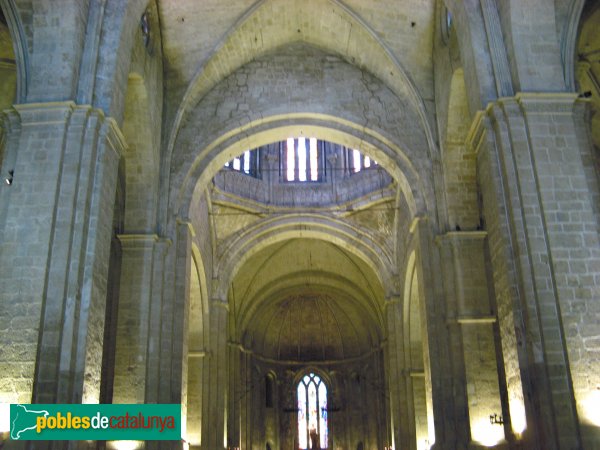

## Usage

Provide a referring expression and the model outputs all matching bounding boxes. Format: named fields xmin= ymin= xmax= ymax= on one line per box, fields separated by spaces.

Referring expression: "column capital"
xmin=117 ymin=233 xmax=160 ymax=248
xmin=5 ymin=102 xmax=127 ymax=160
xmin=211 ymin=297 xmax=229 ymax=311
xmin=13 ymin=101 xmax=78 ymax=126
xmin=513 ymin=92 xmax=578 ymax=114
xmin=467 ymin=92 xmax=584 ymax=155
xmin=435 ymin=230 xmax=487 ymax=246
xmin=176 ymin=217 xmax=197 ymax=238
xmin=383 ymin=297 xmax=401 ymax=308
xmin=0 ymin=108 xmax=21 ymax=133
xmin=465 ymin=109 xmax=488 ymax=155
xmin=101 ymin=115 xmax=127 ymax=160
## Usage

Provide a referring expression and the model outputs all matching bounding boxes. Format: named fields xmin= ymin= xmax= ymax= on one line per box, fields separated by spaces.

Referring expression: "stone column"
xmin=264 ymin=148 xmax=278 ymax=203
xmin=143 ymin=237 xmax=172 ymax=403
xmin=201 ymin=298 xmax=229 ymax=450
xmin=433 ymin=233 xmax=471 ymax=450
xmin=227 ymin=340 xmax=241 ymax=449
xmin=327 ymin=148 xmax=339 ymax=198
xmin=0 ymin=103 xmax=124 ymax=410
xmin=187 ymin=245 xmax=207 ymax=449
xmin=472 ymin=93 xmax=600 ymax=449
xmin=383 ymin=296 xmax=411 ymax=450
xmin=107 ymin=234 xmax=157 ymax=450
xmin=140 ymin=220 xmax=191 ymax=450
xmin=438 ymin=231 xmax=505 ymax=447
xmin=239 ymin=350 xmax=252 ymax=449
xmin=107 ymin=234 xmax=173 ymax=449
xmin=111 ymin=234 xmax=161 ymax=403
xmin=413 ymin=219 xmax=468 ymax=450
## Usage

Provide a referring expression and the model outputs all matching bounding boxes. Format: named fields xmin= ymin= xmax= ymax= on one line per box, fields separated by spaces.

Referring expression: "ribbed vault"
xmin=248 ymin=292 xmax=375 ymax=362
xmin=231 ymin=238 xmax=384 ymax=363
xmin=162 ymin=0 xmax=436 ymax=158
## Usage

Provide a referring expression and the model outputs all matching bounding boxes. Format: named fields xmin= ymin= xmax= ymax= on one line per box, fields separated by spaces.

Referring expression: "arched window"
xmin=297 ymin=373 xmax=328 ymax=449
xmin=281 ymin=137 xmax=325 ymax=182
xmin=265 ymin=374 xmax=274 ymax=408
xmin=224 ymin=148 xmax=261 ymax=178
xmin=344 ymin=147 xmax=378 ymax=174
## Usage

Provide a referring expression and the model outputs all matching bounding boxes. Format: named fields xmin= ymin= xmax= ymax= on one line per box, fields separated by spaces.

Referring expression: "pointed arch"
xmin=163 ymin=0 xmax=439 ymax=205
xmin=185 ymin=242 xmax=208 ymax=447
xmin=403 ymin=249 xmax=434 ymax=450
xmin=561 ymin=0 xmax=586 ymax=91
xmin=121 ymin=72 xmax=160 ymax=232
xmin=214 ymin=214 xmax=395 ymax=303
xmin=176 ymin=113 xmax=429 ymax=221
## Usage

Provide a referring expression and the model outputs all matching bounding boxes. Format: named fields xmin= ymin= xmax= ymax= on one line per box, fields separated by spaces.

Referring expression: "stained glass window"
xmin=298 ymin=383 xmax=307 ymax=449
xmin=297 ymin=373 xmax=328 ymax=449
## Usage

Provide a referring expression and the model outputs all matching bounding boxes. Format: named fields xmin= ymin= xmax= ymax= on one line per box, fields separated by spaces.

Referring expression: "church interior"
xmin=0 ymin=0 xmax=599 ymax=449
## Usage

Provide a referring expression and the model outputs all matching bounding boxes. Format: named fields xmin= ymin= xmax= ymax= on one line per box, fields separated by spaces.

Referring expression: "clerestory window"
xmin=344 ymin=147 xmax=378 ymax=174
xmin=224 ymin=149 xmax=261 ymax=178
xmin=221 ymin=140 xmax=377 ymax=182
xmin=281 ymin=137 xmax=325 ymax=182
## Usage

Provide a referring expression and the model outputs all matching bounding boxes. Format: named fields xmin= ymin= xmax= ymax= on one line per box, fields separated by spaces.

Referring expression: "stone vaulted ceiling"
xmin=158 ymin=0 xmax=437 ymax=363
xmin=158 ymin=0 xmax=437 ymax=131
xmin=577 ymin=1 xmax=600 ymax=150
xmin=231 ymin=238 xmax=385 ymax=361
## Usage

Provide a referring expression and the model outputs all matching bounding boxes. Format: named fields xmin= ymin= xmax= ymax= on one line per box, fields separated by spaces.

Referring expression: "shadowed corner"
xmin=0 ymin=402 xmax=9 ymax=447
xmin=580 ymin=424 xmax=600 ymax=449
xmin=0 ymin=431 xmax=8 ymax=449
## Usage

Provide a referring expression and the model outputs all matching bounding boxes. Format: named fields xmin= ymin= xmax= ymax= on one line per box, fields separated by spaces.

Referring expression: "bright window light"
xmin=297 ymin=373 xmax=328 ymax=449
xmin=243 ymin=150 xmax=250 ymax=173
xmin=286 ymin=138 xmax=295 ymax=181
xmin=352 ymin=149 xmax=361 ymax=173
xmin=309 ymin=138 xmax=318 ymax=181
xmin=298 ymin=137 xmax=307 ymax=181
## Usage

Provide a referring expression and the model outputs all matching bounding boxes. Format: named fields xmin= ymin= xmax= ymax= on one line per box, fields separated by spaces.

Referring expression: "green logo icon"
xmin=11 ymin=404 xmax=50 ymax=439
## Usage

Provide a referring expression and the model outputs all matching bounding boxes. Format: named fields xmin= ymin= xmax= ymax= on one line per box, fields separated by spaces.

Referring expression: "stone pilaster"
xmin=412 ymin=219 xmax=462 ymax=450
xmin=201 ymin=298 xmax=229 ymax=450
xmin=186 ymin=348 xmax=206 ymax=449
xmin=186 ymin=240 xmax=207 ymax=448
xmin=0 ymin=103 xmax=125 ymax=411
xmin=111 ymin=234 xmax=160 ymax=403
xmin=472 ymin=93 xmax=600 ymax=449
xmin=438 ymin=231 xmax=506 ymax=447
xmin=143 ymin=221 xmax=191 ymax=450
xmin=383 ymin=296 xmax=411 ymax=450
xmin=240 ymin=349 xmax=252 ymax=449
xmin=263 ymin=149 xmax=278 ymax=204
xmin=142 ymin=237 xmax=171 ymax=403
xmin=227 ymin=340 xmax=241 ymax=448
